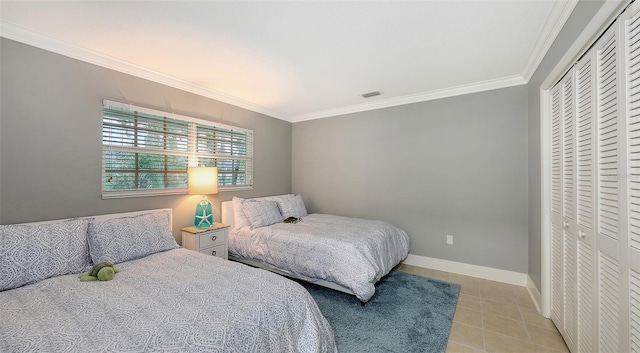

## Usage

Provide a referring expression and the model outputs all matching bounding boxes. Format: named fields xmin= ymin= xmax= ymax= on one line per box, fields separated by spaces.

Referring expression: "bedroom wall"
xmin=526 ymin=0 xmax=606 ymax=290
xmin=0 ymin=38 xmax=292 ymax=241
xmin=292 ymin=86 xmax=529 ymax=273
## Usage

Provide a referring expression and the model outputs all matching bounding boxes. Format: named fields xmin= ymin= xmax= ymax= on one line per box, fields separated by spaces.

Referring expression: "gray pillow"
xmin=276 ymin=195 xmax=308 ymax=218
xmin=0 ymin=219 xmax=90 ymax=291
xmin=242 ymin=200 xmax=284 ymax=229
xmin=87 ymin=210 xmax=178 ymax=264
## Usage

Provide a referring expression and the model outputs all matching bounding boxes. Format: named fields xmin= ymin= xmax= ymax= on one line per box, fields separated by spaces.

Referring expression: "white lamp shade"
xmin=188 ymin=167 xmax=218 ymax=195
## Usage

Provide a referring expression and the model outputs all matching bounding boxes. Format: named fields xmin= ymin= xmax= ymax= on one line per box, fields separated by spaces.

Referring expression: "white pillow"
xmin=87 ymin=210 xmax=178 ymax=264
xmin=232 ymin=197 xmax=250 ymax=229
xmin=241 ymin=200 xmax=284 ymax=229
xmin=0 ymin=219 xmax=90 ymax=291
xmin=233 ymin=195 xmax=294 ymax=229
xmin=276 ymin=195 xmax=308 ymax=218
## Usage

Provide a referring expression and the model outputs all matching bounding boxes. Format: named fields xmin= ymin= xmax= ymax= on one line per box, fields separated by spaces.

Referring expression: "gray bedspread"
xmin=0 ymin=248 xmax=336 ymax=353
xmin=229 ymin=214 xmax=411 ymax=302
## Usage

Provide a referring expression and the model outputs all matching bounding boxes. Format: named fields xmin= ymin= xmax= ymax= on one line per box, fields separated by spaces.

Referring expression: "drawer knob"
xmin=211 ymin=250 xmax=217 ymax=256
xmin=211 ymin=235 xmax=217 ymax=242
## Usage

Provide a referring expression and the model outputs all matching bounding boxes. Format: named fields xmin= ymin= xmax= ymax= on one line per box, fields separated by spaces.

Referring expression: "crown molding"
xmin=291 ymin=75 xmax=527 ymax=123
xmin=0 ymin=22 xmax=293 ymax=123
xmin=2 ymin=4 xmax=569 ymax=125
xmin=521 ymin=0 xmax=579 ymax=82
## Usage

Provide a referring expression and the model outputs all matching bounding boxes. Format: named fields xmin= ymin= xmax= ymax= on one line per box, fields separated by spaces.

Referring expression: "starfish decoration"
xmin=196 ymin=204 xmax=212 ymax=227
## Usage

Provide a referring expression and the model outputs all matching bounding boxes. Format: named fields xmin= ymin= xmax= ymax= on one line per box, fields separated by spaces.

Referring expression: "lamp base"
xmin=194 ymin=199 xmax=214 ymax=228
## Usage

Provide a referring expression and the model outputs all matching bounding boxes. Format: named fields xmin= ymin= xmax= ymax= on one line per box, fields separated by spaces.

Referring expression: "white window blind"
xmin=102 ymin=100 xmax=253 ymax=198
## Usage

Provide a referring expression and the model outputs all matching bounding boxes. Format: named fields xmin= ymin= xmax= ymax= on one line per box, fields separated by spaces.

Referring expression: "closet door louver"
xmin=562 ymin=71 xmax=578 ymax=350
xmin=550 ymin=83 xmax=565 ymax=327
xmin=625 ymin=7 xmax=640 ymax=352
xmin=575 ymin=52 xmax=598 ymax=353
xmin=595 ymin=25 xmax=623 ymax=353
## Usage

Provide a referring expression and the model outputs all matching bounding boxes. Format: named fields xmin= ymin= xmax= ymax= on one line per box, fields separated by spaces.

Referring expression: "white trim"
xmin=522 ymin=0 xmax=580 ymax=82
xmin=0 ymin=22 xmax=291 ymax=122
xmin=0 ymin=21 xmax=528 ymax=124
xmin=540 ymin=87 xmax=552 ymax=318
xmin=401 ymin=253 xmax=527 ymax=286
xmin=0 ymin=5 xmax=580 ymax=125
xmin=527 ymin=274 xmax=544 ymax=315
xmin=539 ymin=0 xmax=631 ymax=320
xmin=540 ymin=0 xmax=630 ymax=90
xmin=292 ymin=75 xmax=527 ymax=122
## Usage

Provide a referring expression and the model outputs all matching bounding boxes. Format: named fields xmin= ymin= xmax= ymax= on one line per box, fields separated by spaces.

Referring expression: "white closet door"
xmin=575 ymin=52 xmax=598 ymax=353
xmin=551 ymin=83 xmax=565 ymax=328
xmin=562 ymin=70 xmax=578 ymax=351
xmin=595 ymin=24 xmax=623 ymax=353
xmin=625 ymin=6 xmax=640 ymax=352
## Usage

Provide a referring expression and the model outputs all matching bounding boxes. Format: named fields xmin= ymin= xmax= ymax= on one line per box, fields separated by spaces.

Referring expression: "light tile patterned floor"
xmin=398 ymin=264 xmax=569 ymax=353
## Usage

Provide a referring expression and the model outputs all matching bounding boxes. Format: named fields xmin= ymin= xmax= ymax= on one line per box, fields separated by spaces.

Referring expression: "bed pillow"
xmin=0 ymin=218 xmax=90 ymax=292
xmin=87 ymin=210 xmax=178 ymax=264
xmin=276 ymin=195 xmax=308 ymax=218
xmin=233 ymin=195 xmax=294 ymax=229
xmin=241 ymin=200 xmax=284 ymax=229
xmin=232 ymin=197 xmax=251 ymax=229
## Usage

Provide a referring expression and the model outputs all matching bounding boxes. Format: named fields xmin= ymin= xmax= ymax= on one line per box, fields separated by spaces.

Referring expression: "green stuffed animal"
xmin=79 ymin=261 xmax=120 ymax=282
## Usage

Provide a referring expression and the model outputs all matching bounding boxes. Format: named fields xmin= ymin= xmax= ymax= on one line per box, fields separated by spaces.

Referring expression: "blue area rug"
xmin=300 ymin=270 xmax=460 ymax=353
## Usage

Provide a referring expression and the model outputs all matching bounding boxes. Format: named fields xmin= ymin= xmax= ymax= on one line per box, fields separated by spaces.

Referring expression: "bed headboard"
xmin=16 ymin=208 xmax=173 ymax=229
xmin=221 ymin=201 xmax=234 ymax=228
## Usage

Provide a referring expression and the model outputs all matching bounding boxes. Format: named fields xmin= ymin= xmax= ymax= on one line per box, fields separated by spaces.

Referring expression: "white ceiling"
xmin=0 ymin=1 xmax=573 ymax=122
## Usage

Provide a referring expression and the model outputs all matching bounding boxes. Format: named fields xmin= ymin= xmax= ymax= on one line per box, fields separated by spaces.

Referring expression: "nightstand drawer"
xmin=198 ymin=231 xmax=226 ymax=249
xmin=199 ymin=244 xmax=227 ymax=259
xmin=181 ymin=223 xmax=230 ymax=260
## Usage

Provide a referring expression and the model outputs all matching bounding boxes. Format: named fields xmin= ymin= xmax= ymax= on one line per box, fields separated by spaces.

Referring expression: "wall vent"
xmin=361 ymin=90 xmax=383 ymax=98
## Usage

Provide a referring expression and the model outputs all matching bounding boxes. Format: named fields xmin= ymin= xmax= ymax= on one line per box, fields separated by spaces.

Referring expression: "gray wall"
xmin=0 ymin=38 xmax=292 ymax=242
xmin=293 ymin=86 xmax=529 ymax=273
xmin=527 ymin=0 xmax=605 ymax=290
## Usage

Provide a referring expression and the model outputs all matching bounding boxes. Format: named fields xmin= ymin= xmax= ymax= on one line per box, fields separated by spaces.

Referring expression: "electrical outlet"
xmin=446 ymin=235 xmax=454 ymax=245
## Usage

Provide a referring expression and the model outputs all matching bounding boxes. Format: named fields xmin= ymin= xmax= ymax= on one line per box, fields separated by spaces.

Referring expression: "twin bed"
xmin=1 ymin=195 xmax=410 ymax=352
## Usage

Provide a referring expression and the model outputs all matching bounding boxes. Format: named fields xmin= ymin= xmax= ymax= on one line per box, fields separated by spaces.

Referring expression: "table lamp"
xmin=188 ymin=166 xmax=218 ymax=228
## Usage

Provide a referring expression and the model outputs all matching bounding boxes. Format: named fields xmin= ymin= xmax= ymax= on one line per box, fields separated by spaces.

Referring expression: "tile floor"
xmin=398 ymin=264 xmax=569 ymax=353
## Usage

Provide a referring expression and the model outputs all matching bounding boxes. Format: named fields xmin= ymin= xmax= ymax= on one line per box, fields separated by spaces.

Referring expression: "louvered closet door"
xmin=550 ymin=6 xmax=639 ymax=352
xmin=575 ymin=52 xmax=598 ymax=353
xmin=625 ymin=6 xmax=640 ymax=352
xmin=561 ymin=71 xmax=578 ymax=352
xmin=595 ymin=24 xmax=624 ymax=353
xmin=550 ymin=83 xmax=565 ymax=330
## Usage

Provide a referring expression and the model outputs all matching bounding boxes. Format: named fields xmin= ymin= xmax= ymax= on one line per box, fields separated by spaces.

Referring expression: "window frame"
xmin=102 ymin=100 xmax=253 ymax=199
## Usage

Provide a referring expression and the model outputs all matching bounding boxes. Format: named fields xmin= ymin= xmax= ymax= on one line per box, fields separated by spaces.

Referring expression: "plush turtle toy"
xmin=79 ymin=261 xmax=120 ymax=282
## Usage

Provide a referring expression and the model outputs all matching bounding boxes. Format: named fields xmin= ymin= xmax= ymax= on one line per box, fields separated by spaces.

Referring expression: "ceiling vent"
xmin=361 ymin=90 xmax=383 ymax=98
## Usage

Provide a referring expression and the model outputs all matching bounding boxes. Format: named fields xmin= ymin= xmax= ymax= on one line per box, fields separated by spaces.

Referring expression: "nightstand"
xmin=181 ymin=223 xmax=230 ymax=259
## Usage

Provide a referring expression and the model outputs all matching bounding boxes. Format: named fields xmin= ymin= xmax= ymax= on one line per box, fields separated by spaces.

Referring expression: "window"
xmin=102 ymin=100 xmax=253 ymax=198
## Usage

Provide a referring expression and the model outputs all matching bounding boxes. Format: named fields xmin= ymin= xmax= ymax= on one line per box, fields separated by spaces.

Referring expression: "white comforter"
xmin=0 ymin=248 xmax=336 ymax=353
xmin=229 ymin=214 xmax=411 ymax=302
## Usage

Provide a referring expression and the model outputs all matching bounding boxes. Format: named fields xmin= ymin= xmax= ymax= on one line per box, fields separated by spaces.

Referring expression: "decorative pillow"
xmin=276 ymin=195 xmax=308 ymax=218
xmin=87 ymin=210 xmax=178 ymax=264
xmin=0 ymin=219 xmax=90 ymax=291
xmin=241 ymin=200 xmax=284 ymax=229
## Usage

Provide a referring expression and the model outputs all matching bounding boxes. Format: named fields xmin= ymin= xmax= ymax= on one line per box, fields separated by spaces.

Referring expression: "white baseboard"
xmin=526 ymin=274 xmax=544 ymax=315
xmin=401 ymin=254 xmax=528 ymax=286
